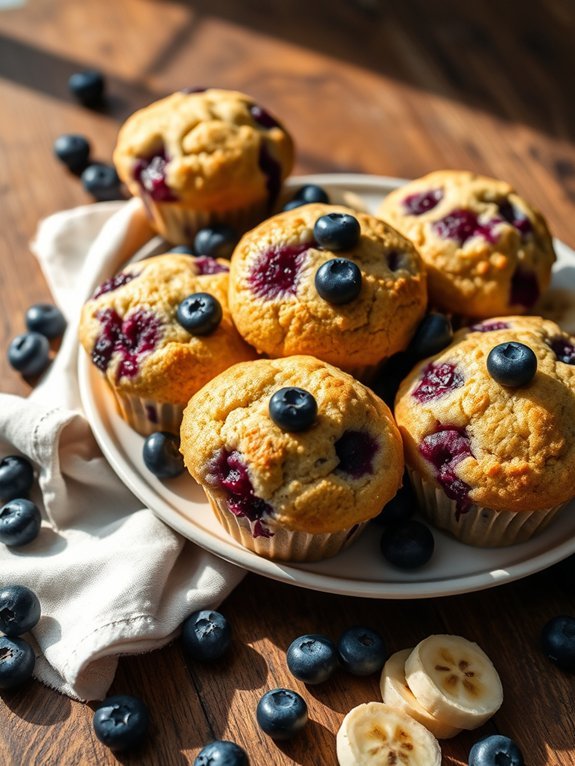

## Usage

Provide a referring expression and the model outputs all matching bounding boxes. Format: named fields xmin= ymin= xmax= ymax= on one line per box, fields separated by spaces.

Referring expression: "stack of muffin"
xmin=79 ymin=88 xmax=575 ymax=562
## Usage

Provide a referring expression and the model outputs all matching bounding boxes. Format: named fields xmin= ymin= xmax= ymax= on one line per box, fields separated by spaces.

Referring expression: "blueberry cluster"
xmin=7 ymin=303 xmax=66 ymax=378
xmin=0 ymin=585 xmax=40 ymax=689
xmin=307 ymin=211 xmax=363 ymax=305
xmin=282 ymin=183 xmax=330 ymax=211
xmin=0 ymin=455 xmax=41 ymax=547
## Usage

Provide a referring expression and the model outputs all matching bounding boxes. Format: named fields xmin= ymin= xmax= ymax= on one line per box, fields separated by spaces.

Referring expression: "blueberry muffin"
xmin=180 ymin=355 xmax=404 ymax=561
xmin=113 ymin=88 xmax=294 ymax=244
xmin=79 ymin=253 xmax=258 ymax=435
xmin=228 ymin=204 xmax=427 ymax=379
xmin=394 ymin=315 xmax=575 ymax=546
xmin=378 ymin=170 xmax=555 ymax=318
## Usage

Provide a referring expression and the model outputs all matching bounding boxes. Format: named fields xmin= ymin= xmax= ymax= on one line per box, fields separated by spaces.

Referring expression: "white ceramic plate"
xmin=78 ymin=173 xmax=575 ymax=599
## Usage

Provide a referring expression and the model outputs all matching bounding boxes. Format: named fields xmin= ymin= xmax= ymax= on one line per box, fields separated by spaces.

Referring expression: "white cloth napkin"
xmin=0 ymin=199 xmax=244 ymax=701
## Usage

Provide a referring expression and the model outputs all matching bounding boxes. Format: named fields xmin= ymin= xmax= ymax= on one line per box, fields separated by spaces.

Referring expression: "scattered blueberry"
xmin=68 ymin=69 xmax=106 ymax=108
xmin=0 ymin=585 xmax=41 ymax=636
xmin=0 ymin=635 xmax=35 ymax=689
xmin=169 ymin=245 xmax=194 ymax=255
xmin=81 ymin=163 xmax=123 ymax=201
xmin=468 ymin=734 xmax=524 ymax=766
xmin=53 ymin=134 xmax=91 ymax=174
xmin=194 ymin=740 xmax=249 ymax=766
xmin=486 ymin=342 xmax=537 ymax=387
xmin=380 ymin=520 xmax=435 ymax=569
xmin=0 ymin=456 xmax=34 ymax=502
xmin=269 ymin=387 xmax=317 ymax=432
xmin=7 ymin=333 xmax=50 ymax=377
xmin=286 ymin=634 xmax=339 ymax=685
xmin=372 ymin=476 xmax=417 ymax=527
xmin=193 ymin=225 xmax=237 ymax=260
xmin=25 ymin=303 xmax=67 ymax=340
xmin=176 ymin=293 xmax=222 ymax=336
xmin=182 ymin=610 xmax=231 ymax=661
xmin=314 ymin=213 xmax=361 ymax=251
xmin=540 ymin=615 xmax=575 ymax=673
xmin=294 ymin=184 xmax=330 ymax=204
xmin=282 ymin=198 xmax=307 ymax=211
xmin=337 ymin=626 xmax=387 ymax=676
xmin=256 ymin=688 xmax=308 ymax=740
xmin=93 ymin=694 xmax=149 ymax=751
xmin=142 ymin=432 xmax=184 ymax=480
xmin=408 ymin=313 xmax=453 ymax=361
xmin=0 ymin=499 xmax=41 ymax=547
xmin=315 ymin=258 xmax=362 ymax=305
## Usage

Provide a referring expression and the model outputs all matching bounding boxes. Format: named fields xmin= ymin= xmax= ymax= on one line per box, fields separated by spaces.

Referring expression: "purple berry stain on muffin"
xmin=193 ymin=256 xmax=230 ymax=275
xmin=248 ymin=243 xmax=312 ymax=299
xmin=258 ymin=143 xmax=282 ymax=207
xmin=134 ymin=148 xmax=177 ymax=202
xmin=510 ymin=267 xmax=539 ymax=309
xmin=549 ymin=336 xmax=575 ymax=364
xmin=419 ymin=427 xmax=473 ymax=516
xmin=412 ymin=362 xmax=464 ymax=403
xmin=92 ymin=308 xmax=163 ymax=380
xmin=498 ymin=200 xmax=533 ymax=236
xmin=93 ymin=272 xmax=137 ymax=299
xmin=402 ymin=188 xmax=443 ymax=215
xmin=335 ymin=431 xmax=378 ymax=478
xmin=469 ymin=320 xmax=510 ymax=332
xmin=250 ymin=103 xmax=281 ymax=130
xmin=432 ymin=209 xmax=501 ymax=245
xmin=145 ymin=405 xmax=158 ymax=423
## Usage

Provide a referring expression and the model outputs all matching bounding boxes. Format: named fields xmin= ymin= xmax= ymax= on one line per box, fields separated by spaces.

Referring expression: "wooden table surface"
xmin=1 ymin=1 xmax=575 ymax=764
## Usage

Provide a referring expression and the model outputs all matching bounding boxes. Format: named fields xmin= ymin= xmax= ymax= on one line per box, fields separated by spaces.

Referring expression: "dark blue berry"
xmin=337 ymin=626 xmax=387 ymax=676
xmin=540 ymin=615 xmax=575 ymax=673
xmin=294 ymin=184 xmax=330 ymax=204
xmin=81 ymin=164 xmax=123 ymax=201
xmin=409 ymin=313 xmax=453 ymax=361
xmin=68 ymin=70 xmax=106 ymax=108
xmin=282 ymin=198 xmax=307 ymax=212
xmin=176 ymin=293 xmax=222 ymax=336
xmin=313 ymin=213 xmax=361 ymax=251
xmin=0 ymin=499 xmax=41 ymax=547
xmin=269 ymin=387 xmax=317 ymax=432
xmin=8 ymin=333 xmax=50 ymax=377
xmin=372 ymin=476 xmax=417 ymax=527
xmin=193 ymin=225 xmax=237 ymax=260
xmin=315 ymin=258 xmax=362 ymax=305
xmin=0 ymin=585 xmax=41 ymax=636
xmin=53 ymin=134 xmax=91 ymax=174
xmin=169 ymin=245 xmax=194 ymax=254
xmin=0 ymin=456 xmax=34 ymax=502
xmin=0 ymin=636 xmax=35 ymax=689
xmin=93 ymin=695 xmax=149 ymax=751
xmin=256 ymin=688 xmax=308 ymax=740
xmin=487 ymin=342 xmax=537 ymax=387
xmin=142 ymin=432 xmax=184 ymax=480
xmin=286 ymin=634 xmax=339 ymax=685
xmin=194 ymin=740 xmax=249 ymax=766
xmin=25 ymin=303 xmax=67 ymax=340
xmin=468 ymin=734 xmax=524 ymax=766
xmin=380 ymin=520 xmax=435 ymax=569
xmin=182 ymin=610 xmax=231 ymax=661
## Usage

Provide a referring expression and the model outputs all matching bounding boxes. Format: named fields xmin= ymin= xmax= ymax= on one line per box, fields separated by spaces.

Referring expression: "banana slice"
xmin=404 ymin=634 xmax=503 ymax=730
xmin=380 ymin=649 xmax=462 ymax=739
xmin=336 ymin=701 xmax=441 ymax=766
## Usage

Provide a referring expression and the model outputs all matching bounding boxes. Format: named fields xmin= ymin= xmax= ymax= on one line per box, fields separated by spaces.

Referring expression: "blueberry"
xmin=315 ymin=258 xmax=362 ymax=305
xmin=540 ymin=615 xmax=575 ymax=672
xmin=142 ymin=432 xmax=184 ymax=480
xmin=81 ymin=163 xmax=123 ymax=202
xmin=0 ymin=636 xmax=35 ymax=689
xmin=0 ymin=456 xmax=34 ymax=502
xmin=194 ymin=740 xmax=249 ymax=766
xmin=337 ymin=626 xmax=387 ymax=676
xmin=269 ymin=387 xmax=317 ymax=432
xmin=25 ymin=303 xmax=67 ymax=340
xmin=68 ymin=69 xmax=106 ymax=108
xmin=286 ymin=634 xmax=339 ymax=685
xmin=93 ymin=694 xmax=149 ymax=751
xmin=282 ymin=198 xmax=308 ymax=211
xmin=313 ymin=213 xmax=361 ymax=251
xmin=294 ymin=184 xmax=330 ymax=204
xmin=256 ymin=688 xmax=308 ymax=740
xmin=372 ymin=476 xmax=417 ymax=527
xmin=193 ymin=225 xmax=237 ymax=260
xmin=486 ymin=342 xmax=537 ymax=387
xmin=169 ymin=245 xmax=195 ymax=254
xmin=409 ymin=313 xmax=453 ymax=361
xmin=53 ymin=134 xmax=91 ymax=174
xmin=176 ymin=293 xmax=222 ymax=336
xmin=0 ymin=585 xmax=41 ymax=636
xmin=181 ymin=609 xmax=231 ymax=661
xmin=468 ymin=734 xmax=524 ymax=766
xmin=380 ymin=520 xmax=435 ymax=569
xmin=8 ymin=332 xmax=50 ymax=376
xmin=0 ymin=499 xmax=41 ymax=547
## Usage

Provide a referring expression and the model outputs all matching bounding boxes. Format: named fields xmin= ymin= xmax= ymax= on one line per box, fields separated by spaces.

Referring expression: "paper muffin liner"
xmin=111 ymin=390 xmax=184 ymax=436
xmin=407 ymin=467 xmax=566 ymax=547
xmin=205 ymin=492 xmax=367 ymax=562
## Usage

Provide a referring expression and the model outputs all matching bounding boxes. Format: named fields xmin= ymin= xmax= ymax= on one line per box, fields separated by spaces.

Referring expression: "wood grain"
xmin=0 ymin=0 xmax=575 ymax=764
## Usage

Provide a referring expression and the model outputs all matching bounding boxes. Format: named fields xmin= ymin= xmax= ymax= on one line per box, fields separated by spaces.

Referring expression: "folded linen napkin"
xmin=0 ymin=199 xmax=244 ymax=701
